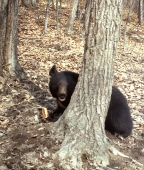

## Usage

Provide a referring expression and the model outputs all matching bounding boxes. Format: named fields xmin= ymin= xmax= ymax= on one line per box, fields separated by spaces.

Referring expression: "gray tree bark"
xmin=21 ymin=0 xmax=39 ymax=8
xmin=0 ymin=0 xmax=26 ymax=78
xmin=139 ymin=0 xmax=143 ymax=25
xmin=50 ymin=0 xmax=123 ymax=169
xmin=44 ymin=0 xmax=51 ymax=35
xmin=66 ymin=0 xmax=79 ymax=33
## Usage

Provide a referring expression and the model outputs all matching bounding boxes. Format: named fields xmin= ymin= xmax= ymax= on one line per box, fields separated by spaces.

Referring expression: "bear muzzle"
xmin=58 ymin=93 xmax=67 ymax=101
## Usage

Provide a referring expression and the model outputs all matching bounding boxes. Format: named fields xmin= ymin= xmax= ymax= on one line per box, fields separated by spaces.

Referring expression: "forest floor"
xmin=0 ymin=1 xmax=144 ymax=170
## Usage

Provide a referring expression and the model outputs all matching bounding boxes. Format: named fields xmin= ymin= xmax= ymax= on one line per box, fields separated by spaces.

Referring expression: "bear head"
xmin=49 ymin=65 xmax=79 ymax=106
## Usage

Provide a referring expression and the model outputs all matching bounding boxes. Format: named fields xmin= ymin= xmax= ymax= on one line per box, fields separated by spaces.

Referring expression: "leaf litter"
xmin=0 ymin=1 xmax=144 ymax=170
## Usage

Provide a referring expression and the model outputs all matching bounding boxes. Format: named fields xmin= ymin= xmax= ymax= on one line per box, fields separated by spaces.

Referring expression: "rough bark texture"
xmin=0 ymin=0 xmax=26 ymax=79
xmin=51 ymin=0 xmax=123 ymax=169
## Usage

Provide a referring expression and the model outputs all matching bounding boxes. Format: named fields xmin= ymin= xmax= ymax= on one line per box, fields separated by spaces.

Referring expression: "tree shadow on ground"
xmin=19 ymin=78 xmax=56 ymax=110
xmin=121 ymin=28 xmax=144 ymax=43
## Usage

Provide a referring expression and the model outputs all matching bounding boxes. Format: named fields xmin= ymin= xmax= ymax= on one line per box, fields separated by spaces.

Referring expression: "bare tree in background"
xmin=44 ymin=0 xmax=62 ymax=35
xmin=0 ymin=0 xmax=26 ymax=91
xmin=138 ymin=0 xmax=143 ymax=24
xmin=21 ymin=0 xmax=39 ymax=8
xmin=66 ymin=0 xmax=79 ymax=33
xmin=124 ymin=0 xmax=143 ymax=25
xmin=44 ymin=0 xmax=51 ymax=35
xmin=51 ymin=0 xmax=123 ymax=169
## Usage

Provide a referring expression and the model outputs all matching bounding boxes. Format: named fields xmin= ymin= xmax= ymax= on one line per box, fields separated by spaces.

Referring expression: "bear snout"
xmin=58 ymin=93 xmax=67 ymax=101
xmin=57 ymin=83 xmax=67 ymax=102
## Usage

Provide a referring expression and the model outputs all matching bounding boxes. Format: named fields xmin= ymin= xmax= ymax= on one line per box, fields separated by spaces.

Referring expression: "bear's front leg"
xmin=47 ymin=106 xmax=65 ymax=122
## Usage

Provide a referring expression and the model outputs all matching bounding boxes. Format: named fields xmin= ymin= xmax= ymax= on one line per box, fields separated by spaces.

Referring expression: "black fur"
xmin=48 ymin=65 xmax=78 ymax=122
xmin=106 ymin=87 xmax=133 ymax=137
xmin=48 ymin=65 xmax=133 ymax=137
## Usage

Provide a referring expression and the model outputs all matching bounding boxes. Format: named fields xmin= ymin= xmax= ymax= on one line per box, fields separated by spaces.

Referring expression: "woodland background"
xmin=0 ymin=1 xmax=144 ymax=169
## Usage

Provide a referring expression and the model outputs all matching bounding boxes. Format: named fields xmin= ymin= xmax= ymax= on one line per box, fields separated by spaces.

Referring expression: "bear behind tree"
xmin=48 ymin=65 xmax=79 ymax=122
xmin=48 ymin=65 xmax=133 ymax=137
xmin=105 ymin=87 xmax=133 ymax=137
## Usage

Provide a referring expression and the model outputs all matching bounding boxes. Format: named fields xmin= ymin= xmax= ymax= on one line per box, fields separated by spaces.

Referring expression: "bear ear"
xmin=49 ymin=65 xmax=58 ymax=76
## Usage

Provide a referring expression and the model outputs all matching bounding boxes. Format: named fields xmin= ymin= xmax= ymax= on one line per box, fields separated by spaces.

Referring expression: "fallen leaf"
xmin=42 ymin=107 xmax=49 ymax=118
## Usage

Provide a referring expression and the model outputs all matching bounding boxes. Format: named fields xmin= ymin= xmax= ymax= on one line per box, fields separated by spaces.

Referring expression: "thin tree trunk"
xmin=51 ymin=0 xmax=123 ymax=169
xmin=44 ymin=0 xmax=51 ymax=35
xmin=56 ymin=0 xmax=62 ymax=28
xmin=123 ymin=0 xmax=135 ymax=50
xmin=0 ymin=0 xmax=26 ymax=79
xmin=0 ymin=1 xmax=7 ymax=75
xmin=66 ymin=0 xmax=79 ymax=33
xmin=51 ymin=0 xmax=55 ymax=9
xmin=21 ymin=0 xmax=38 ymax=8
xmin=56 ymin=0 xmax=59 ymax=28
xmin=139 ymin=0 xmax=143 ymax=25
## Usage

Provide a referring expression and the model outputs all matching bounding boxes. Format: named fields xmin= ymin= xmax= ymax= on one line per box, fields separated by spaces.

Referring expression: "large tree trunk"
xmin=0 ymin=0 xmax=26 ymax=78
xmin=51 ymin=0 xmax=123 ymax=169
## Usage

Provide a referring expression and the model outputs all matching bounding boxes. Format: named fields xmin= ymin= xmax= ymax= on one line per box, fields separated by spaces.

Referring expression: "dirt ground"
xmin=0 ymin=2 xmax=144 ymax=170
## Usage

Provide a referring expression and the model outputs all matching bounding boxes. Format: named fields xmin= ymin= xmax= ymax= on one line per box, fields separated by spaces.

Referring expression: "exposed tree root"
xmin=108 ymin=144 xmax=143 ymax=167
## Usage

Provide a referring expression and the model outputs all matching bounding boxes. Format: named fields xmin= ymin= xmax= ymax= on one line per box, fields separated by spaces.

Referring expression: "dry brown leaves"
xmin=0 ymin=1 xmax=143 ymax=169
xmin=18 ymin=2 xmax=144 ymax=131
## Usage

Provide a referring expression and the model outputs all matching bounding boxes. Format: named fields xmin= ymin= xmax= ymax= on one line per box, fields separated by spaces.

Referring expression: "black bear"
xmin=105 ymin=87 xmax=133 ymax=137
xmin=48 ymin=65 xmax=133 ymax=137
xmin=48 ymin=65 xmax=79 ymax=122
